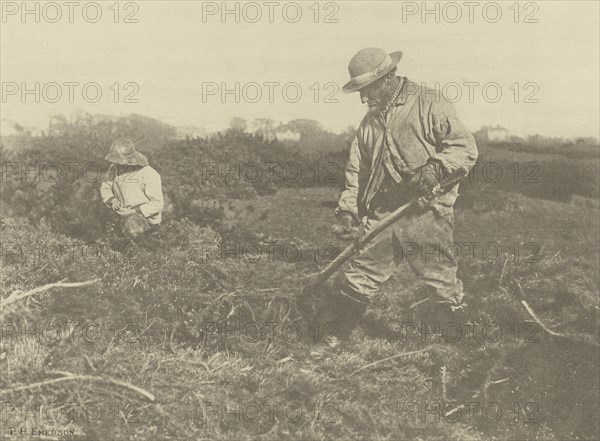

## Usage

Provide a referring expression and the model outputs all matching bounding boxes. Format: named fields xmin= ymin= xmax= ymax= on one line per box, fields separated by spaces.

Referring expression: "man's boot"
xmin=417 ymin=297 xmax=469 ymax=336
xmin=311 ymin=289 xmax=368 ymax=357
xmin=333 ymin=290 xmax=369 ymax=338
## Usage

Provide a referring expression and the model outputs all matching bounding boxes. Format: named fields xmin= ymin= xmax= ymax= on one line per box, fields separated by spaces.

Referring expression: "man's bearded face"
xmin=359 ymin=75 xmax=393 ymax=114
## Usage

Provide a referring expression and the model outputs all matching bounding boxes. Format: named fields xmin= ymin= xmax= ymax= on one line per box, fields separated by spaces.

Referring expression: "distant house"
xmin=275 ymin=130 xmax=300 ymax=141
xmin=475 ymin=125 xmax=511 ymax=144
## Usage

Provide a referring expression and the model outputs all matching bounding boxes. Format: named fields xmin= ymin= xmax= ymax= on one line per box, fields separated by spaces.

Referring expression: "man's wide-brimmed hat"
xmin=342 ymin=48 xmax=403 ymax=93
xmin=104 ymin=138 xmax=148 ymax=166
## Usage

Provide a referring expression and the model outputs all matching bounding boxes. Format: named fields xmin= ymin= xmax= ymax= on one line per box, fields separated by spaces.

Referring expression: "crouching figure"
xmin=100 ymin=138 xmax=164 ymax=240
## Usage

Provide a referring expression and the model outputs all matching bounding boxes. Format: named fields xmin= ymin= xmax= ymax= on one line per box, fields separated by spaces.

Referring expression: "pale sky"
xmin=1 ymin=1 xmax=599 ymax=138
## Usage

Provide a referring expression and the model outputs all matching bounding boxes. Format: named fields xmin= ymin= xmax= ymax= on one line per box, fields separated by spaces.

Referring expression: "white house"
xmin=475 ymin=125 xmax=511 ymax=143
xmin=275 ymin=130 xmax=300 ymax=141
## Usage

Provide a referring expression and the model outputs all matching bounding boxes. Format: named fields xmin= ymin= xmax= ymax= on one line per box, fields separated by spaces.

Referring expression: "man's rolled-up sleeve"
xmin=139 ymin=168 xmax=164 ymax=218
xmin=335 ymin=136 xmax=361 ymax=221
xmin=426 ymin=98 xmax=478 ymax=181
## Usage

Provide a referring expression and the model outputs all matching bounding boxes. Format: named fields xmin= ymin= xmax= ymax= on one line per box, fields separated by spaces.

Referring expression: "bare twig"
xmin=490 ymin=378 xmax=509 ymax=384
xmin=441 ymin=365 xmax=448 ymax=402
xmin=1 ymin=279 xmax=99 ymax=309
xmin=409 ymin=298 xmax=430 ymax=310
xmin=515 ymin=281 xmax=600 ymax=347
xmin=475 ymin=342 xmax=518 ymax=402
xmin=0 ymin=371 xmax=155 ymax=402
xmin=83 ymin=351 xmax=97 ymax=373
xmin=445 ymin=403 xmax=465 ymax=418
xmin=519 ymin=299 xmax=562 ymax=337
xmin=498 ymin=253 xmax=509 ymax=286
xmin=349 ymin=348 xmax=430 ymax=377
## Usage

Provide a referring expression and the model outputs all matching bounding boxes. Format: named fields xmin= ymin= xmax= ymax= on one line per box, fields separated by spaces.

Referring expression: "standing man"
xmin=329 ymin=47 xmax=478 ymax=337
xmin=101 ymin=138 xmax=164 ymax=239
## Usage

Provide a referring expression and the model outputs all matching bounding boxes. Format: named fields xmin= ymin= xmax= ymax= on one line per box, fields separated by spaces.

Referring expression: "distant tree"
xmin=230 ymin=117 xmax=247 ymax=132
xmin=341 ymin=125 xmax=357 ymax=144
xmin=575 ymin=137 xmax=599 ymax=146
xmin=280 ymin=119 xmax=324 ymax=137
xmin=251 ymin=118 xmax=277 ymax=139
xmin=46 ymin=112 xmax=176 ymax=152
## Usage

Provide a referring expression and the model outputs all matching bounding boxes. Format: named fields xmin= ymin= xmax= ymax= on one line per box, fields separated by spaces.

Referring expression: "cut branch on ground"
xmin=1 ymin=279 xmax=99 ymax=310
xmin=0 ymin=370 xmax=155 ymax=402
xmin=348 ymin=347 xmax=431 ymax=377
xmin=501 ymin=281 xmax=600 ymax=347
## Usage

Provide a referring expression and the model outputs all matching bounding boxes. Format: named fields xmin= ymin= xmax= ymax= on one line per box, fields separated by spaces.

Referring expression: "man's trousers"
xmin=344 ymin=187 xmax=464 ymax=304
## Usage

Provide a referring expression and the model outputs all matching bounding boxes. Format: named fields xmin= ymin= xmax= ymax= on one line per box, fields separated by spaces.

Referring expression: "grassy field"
xmin=2 ymin=176 xmax=599 ymax=440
